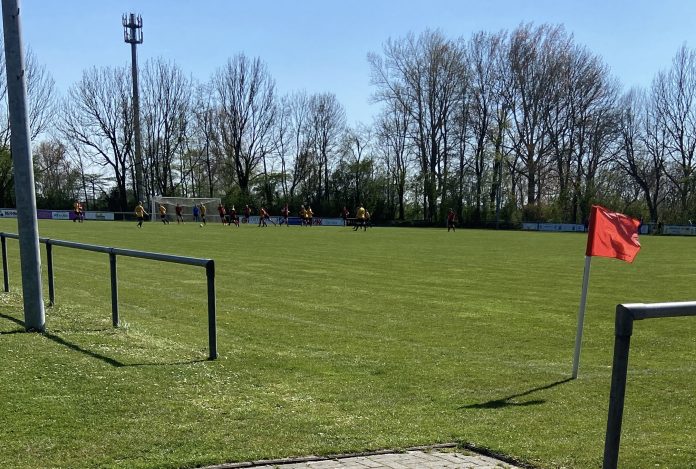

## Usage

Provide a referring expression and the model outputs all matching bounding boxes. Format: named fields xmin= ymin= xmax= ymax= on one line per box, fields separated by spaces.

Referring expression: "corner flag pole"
xmin=572 ymin=255 xmax=592 ymax=379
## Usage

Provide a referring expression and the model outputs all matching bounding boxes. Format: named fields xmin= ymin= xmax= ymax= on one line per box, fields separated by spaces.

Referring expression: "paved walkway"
xmin=205 ymin=447 xmax=523 ymax=469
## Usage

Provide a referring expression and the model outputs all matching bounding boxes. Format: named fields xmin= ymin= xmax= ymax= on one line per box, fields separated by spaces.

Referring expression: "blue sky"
xmin=18 ymin=0 xmax=696 ymax=125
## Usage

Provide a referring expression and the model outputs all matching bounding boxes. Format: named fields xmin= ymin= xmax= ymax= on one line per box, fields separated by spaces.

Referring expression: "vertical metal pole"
xmin=572 ymin=255 xmax=592 ymax=378
xmin=130 ymin=39 xmax=144 ymax=203
xmin=124 ymin=13 xmax=145 ymax=204
xmin=1 ymin=234 xmax=8 ymax=292
xmin=2 ymin=0 xmax=45 ymax=331
xmin=46 ymin=242 xmax=54 ymax=306
xmin=206 ymin=260 xmax=217 ymax=359
xmin=109 ymin=252 xmax=119 ymax=327
xmin=603 ymin=307 xmax=634 ymax=469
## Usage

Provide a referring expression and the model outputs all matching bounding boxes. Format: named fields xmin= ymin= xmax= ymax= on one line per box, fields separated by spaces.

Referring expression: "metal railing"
xmin=0 ymin=232 xmax=217 ymax=360
xmin=603 ymin=301 xmax=696 ymax=469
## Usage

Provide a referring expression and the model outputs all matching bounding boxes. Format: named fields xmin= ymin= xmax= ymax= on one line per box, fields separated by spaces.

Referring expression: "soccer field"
xmin=0 ymin=219 xmax=694 ymax=468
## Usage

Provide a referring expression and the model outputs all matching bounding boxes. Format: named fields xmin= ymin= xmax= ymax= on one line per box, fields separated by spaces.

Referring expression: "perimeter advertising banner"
xmin=244 ymin=216 xmax=345 ymax=226
xmin=84 ymin=212 xmax=115 ymax=221
xmin=52 ymin=211 xmax=70 ymax=220
xmin=0 ymin=209 xmax=114 ymax=221
xmin=662 ymin=225 xmax=696 ymax=236
xmin=522 ymin=222 xmax=585 ymax=232
xmin=0 ymin=209 xmax=17 ymax=218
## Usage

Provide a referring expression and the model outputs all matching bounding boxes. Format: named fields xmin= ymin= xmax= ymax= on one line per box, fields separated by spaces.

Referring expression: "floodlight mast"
xmin=122 ymin=13 xmax=145 ymax=205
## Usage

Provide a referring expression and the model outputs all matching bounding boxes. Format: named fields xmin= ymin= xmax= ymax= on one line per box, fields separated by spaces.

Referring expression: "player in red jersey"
xmin=175 ymin=203 xmax=184 ymax=224
xmin=447 ymin=208 xmax=456 ymax=232
xmin=279 ymin=203 xmax=289 ymax=226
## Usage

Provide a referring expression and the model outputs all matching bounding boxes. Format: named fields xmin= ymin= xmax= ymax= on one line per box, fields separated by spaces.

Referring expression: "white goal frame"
xmin=150 ymin=196 xmax=222 ymax=223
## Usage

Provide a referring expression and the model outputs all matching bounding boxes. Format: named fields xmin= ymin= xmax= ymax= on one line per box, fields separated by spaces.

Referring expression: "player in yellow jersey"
xmin=200 ymin=203 xmax=207 ymax=225
xmin=158 ymin=204 xmax=170 ymax=224
xmin=258 ymin=207 xmax=268 ymax=227
xmin=354 ymin=205 xmax=366 ymax=231
xmin=135 ymin=201 xmax=148 ymax=228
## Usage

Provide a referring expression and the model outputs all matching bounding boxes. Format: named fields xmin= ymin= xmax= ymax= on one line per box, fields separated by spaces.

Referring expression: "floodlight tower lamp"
xmin=122 ymin=13 xmax=143 ymax=44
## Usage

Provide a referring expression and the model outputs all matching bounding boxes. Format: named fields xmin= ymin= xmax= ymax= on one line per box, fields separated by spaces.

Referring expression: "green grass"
xmin=0 ymin=219 xmax=694 ymax=468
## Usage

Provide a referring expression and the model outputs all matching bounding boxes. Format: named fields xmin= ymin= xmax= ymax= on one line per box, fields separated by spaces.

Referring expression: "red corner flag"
xmin=585 ymin=205 xmax=641 ymax=263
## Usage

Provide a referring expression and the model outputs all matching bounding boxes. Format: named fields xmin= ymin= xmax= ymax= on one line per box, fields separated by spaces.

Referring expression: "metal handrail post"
xmin=206 ymin=260 xmax=217 ymax=360
xmin=1 ymin=234 xmax=8 ymax=292
xmin=603 ymin=302 xmax=696 ymax=469
xmin=109 ymin=251 xmax=119 ymax=327
xmin=46 ymin=241 xmax=55 ymax=306
xmin=602 ymin=306 xmax=634 ymax=469
xmin=1 ymin=232 xmax=216 ymax=358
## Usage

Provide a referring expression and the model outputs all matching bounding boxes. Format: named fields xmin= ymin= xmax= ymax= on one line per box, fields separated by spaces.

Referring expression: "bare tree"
xmin=341 ymin=124 xmax=373 ymax=206
xmin=504 ymin=24 xmax=570 ymax=206
xmin=212 ymin=54 xmax=277 ymax=196
xmin=616 ymin=89 xmax=666 ymax=222
xmin=279 ymin=91 xmax=315 ymax=201
xmin=60 ymin=66 xmax=133 ymax=210
xmin=547 ymin=43 xmax=619 ymax=222
xmin=33 ymin=139 xmax=79 ymax=206
xmin=141 ymin=58 xmax=193 ymax=197
xmin=187 ymin=83 xmax=222 ymax=197
xmin=370 ymin=29 xmax=465 ymax=221
xmin=652 ymin=45 xmax=696 ymax=220
xmin=0 ymin=45 xmax=56 ymax=148
xmin=309 ymin=93 xmax=346 ymax=203
xmin=466 ymin=31 xmax=505 ymax=222
xmin=375 ymin=99 xmax=411 ymax=219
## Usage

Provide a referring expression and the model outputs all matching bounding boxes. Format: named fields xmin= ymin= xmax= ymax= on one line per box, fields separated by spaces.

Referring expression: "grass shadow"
xmin=460 ymin=377 xmax=573 ymax=409
xmin=0 ymin=311 xmax=26 ymax=328
xmin=42 ymin=332 xmax=210 ymax=368
xmin=0 ymin=329 xmax=27 ymax=335
xmin=123 ymin=358 xmax=211 ymax=367
xmin=42 ymin=331 xmax=126 ymax=367
xmin=1 ymin=312 xmax=205 ymax=367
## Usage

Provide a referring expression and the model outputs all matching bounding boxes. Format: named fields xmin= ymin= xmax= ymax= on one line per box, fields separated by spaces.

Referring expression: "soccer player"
xmin=217 ymin=203 xmax=226 ymax=224
xmin=175 ymin=203 xmax=184 ymax=224
xmin=200 ymin=203 xmax=207 ymax=225
xmin=229 ymin=206 xmax=240 ymax=227
xmin=159 ymin=204 xmax=170 ymax=224
xmin=298 ymin=205 xmax=306 ymax=226
xmin=193 ymin=204 xmax=200 ymax=223
xmin=73 ymin=200 xmax=82 ymax=223
xmin=280 ymin=203 xmax=289 ymax=226
xmin=135 ymin=201 xmax=148 ymax=228
xmin=258 ymin=207 xmax=269 ymax=227
xmin=341 ymin=206 xmax=349 ymax=226
xmin=243 ymin=204 xmax=251 ymax=224
xmin=447 ymin=208 xmax=456 ymax=232
xmin=78 ymin=201 xmax=85 ymax=222
xmin=364 ymin=209 xmax=371 ymax=230
xmin=306 ymin=206 xmax=314 ymax=226
xmin=354 ymin=204 xmax=366 ymax=231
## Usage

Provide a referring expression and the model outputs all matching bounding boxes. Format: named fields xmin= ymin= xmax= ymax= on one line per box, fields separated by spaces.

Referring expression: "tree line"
xmin=4 ymin=23 xmax=696 ymax=225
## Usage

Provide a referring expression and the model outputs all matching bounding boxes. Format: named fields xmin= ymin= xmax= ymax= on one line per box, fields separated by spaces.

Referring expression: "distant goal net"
xmin=150 ymin=196 xmax=221 ymax=222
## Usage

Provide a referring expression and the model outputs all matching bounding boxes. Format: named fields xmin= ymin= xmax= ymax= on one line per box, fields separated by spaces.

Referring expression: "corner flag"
xmin=585 ymin=205 xmax=641 ymax=263
xmin=572 ymin=205 xmax=641 ymax=378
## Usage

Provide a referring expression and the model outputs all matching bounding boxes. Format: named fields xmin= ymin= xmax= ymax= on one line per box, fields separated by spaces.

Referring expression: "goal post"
xmin=150 ymin=196 xmax=221 ymax=222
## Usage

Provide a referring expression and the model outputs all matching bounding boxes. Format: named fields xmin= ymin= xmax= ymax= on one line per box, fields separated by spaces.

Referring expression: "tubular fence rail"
xmin=0 ymin=232 xmax=217 ymax=360
xmin=603 ymin=301 xmax=696 ymax=469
